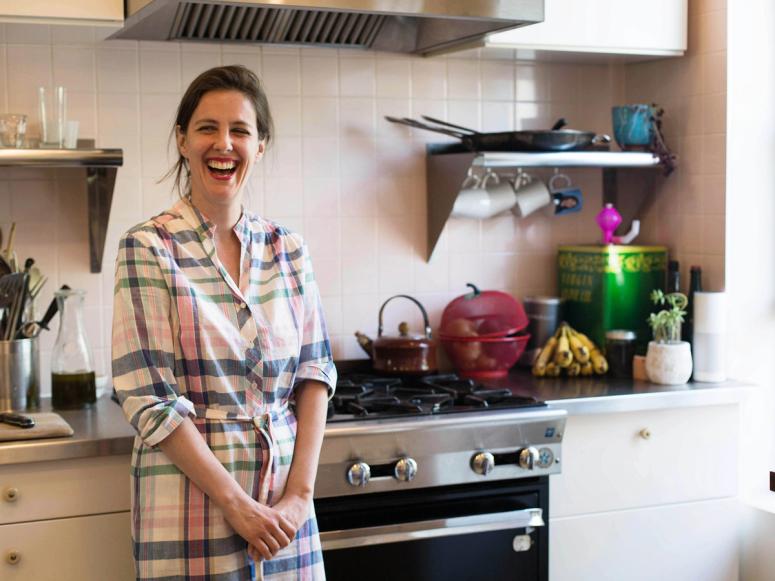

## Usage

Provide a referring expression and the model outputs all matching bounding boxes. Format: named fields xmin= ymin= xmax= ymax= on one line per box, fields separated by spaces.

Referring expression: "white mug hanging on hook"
xmin=451 ymin=168 xmax=516 ymax=219
xmin=511 ymin=172 xmax=552 ymax=218
xmin=549 ymin=173 xmax=583 ymax=216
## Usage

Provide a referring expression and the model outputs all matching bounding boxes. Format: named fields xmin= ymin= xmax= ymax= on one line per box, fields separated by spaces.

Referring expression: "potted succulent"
xmin=645 ymin=289 xmax=693 ymax=385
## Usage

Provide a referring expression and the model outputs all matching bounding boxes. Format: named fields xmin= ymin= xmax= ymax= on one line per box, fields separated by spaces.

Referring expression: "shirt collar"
xmin=173 ymin=197 xmax=251 ymax=246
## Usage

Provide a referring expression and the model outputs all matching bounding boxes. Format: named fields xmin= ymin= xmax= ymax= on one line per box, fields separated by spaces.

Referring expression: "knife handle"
xmin=0 ymin=413 xmax=35 ymax=429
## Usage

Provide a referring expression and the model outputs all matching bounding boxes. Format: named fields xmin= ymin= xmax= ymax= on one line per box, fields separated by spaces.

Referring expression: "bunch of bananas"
xmin=532 ymin=323 xmax=608 ymax=377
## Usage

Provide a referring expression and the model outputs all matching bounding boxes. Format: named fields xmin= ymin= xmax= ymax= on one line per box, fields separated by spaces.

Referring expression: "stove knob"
xmin=518 ymin=447 xmax=540 ymax=470
xmin=471 ymin=452 xmax=495 ymax=476
xmin=346 ymin=462 xmax=371 ymax=487
xmin=394 ymin=457 xmax=418 ymax=482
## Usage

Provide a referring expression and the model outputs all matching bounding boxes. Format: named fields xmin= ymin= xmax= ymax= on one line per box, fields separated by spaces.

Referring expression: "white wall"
xmin=727 ymin=0 xmax=775 ymax=578
xmin=0 ymin=23 xmax=621 ymax=395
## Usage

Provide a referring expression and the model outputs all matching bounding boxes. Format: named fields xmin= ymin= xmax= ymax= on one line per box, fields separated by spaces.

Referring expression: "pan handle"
xmin=419 ymin=115 xmax=480 ymax=135
xmin=384 ymin=116 xmax=465 ymax=139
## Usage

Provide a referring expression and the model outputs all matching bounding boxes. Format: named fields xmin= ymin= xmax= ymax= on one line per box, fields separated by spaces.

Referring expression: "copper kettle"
xmin=355 ymin=295 xmax=437 ymax=375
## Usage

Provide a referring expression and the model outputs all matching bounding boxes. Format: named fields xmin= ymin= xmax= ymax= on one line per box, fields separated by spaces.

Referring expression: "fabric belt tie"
xmin=198 ymin=402 xmax=290 ymax=506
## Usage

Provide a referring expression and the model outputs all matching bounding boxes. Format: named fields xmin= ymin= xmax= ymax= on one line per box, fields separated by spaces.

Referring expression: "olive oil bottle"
xmin=51 ymin=289 xmax=96 ymax=410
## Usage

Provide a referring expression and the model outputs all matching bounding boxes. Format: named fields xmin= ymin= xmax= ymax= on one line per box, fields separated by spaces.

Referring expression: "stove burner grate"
xmin=327 ymin=372 xmax=544 ymax=421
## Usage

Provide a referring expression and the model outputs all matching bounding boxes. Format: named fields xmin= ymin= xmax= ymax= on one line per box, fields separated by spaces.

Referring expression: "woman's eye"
xmin=198 ymin=126 xmax=216 ymax=132
xmin=232 ymin=128 xmax=250 ymax=135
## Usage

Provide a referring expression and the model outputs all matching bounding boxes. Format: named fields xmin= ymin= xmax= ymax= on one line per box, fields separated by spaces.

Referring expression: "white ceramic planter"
xmin=645 ymin=341 xmax=693 ymax=385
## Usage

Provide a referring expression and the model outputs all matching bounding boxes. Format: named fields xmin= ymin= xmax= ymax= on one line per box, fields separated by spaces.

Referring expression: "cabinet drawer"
xmin=0 ymin=455 xmax=130 ymax=524
xmin=550 ymin=405 xmax=738 ymax=517
xmin=550 ymin=498 xmax=739 ymax=581
xmin=0 ymin=512 xmax=134 ymax=581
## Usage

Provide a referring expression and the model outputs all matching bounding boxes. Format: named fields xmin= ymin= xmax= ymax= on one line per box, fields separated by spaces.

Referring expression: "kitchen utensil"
xmin=0 ymin=411 xmax=35 ymax=428
xmin=1 ymin=222 xmax=16 ymax=272
xmin=605 ymin=330 xmax=636 ymax=379
xmin=549 ymin=173 xmax=583 ymax=216
xmin=519 ymin=296 xmax=564 ymax=366
xmin=354 ymin=295 xmax=437 ymax=374
xmin=0 ymin=412 xmax=73 ymax=441
xmin=0 ymin=272 xmax=27 ymax=340
xmin=39 ymin=86 xmax=67 ymax=148
xmin=51 ymin=288 xmax=96 ymax=409
xmin=597 ymin=203 xmax=622 ymax=244
xmin=385 ymin=115 xmax=610 ymax=152
xmin=17 ymin=284 xmax=69 ymax=339
xmin=440 ymin=283 xmax=528 ymax=339
xmin=451 ymin=168 xmax=515 ymax=219
xmin=0 ymin=113 xmax=27 ymax=148
xmin=441 ymin=334 xmax=530 ymax=379
xmin=612 ymin=104 xmax=654 ymax=149
xmin=0 ymin=337 xmax=38 ymax=412
xmin=512 ymin=174 xmax=553 ymax=218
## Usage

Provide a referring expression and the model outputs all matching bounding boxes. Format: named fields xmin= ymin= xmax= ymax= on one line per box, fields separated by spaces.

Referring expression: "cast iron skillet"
xmin=385 ymin=115 xmax=610 ymax=152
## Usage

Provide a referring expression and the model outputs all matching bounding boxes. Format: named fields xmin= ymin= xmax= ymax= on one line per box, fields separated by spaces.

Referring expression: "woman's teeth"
xmin=206 ymin=160 xmax=238 ymax=177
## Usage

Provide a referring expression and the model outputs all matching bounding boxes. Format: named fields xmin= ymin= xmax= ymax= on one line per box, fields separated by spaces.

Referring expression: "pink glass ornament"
xmin=596 ymin=203 xmax=622 ymax=244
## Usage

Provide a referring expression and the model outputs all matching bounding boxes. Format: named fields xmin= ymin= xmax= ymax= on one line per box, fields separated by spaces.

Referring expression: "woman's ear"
xmin=256 ymin=140 xmax=266 ymax=160
xmin=176 ymin=125 xmax=188 ymax=158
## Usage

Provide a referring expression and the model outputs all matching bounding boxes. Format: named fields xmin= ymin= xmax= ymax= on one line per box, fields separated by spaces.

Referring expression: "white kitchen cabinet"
xmin=549 ymin=404 xmax=741 ymax=581
xmin=0 ymin=454 xmax=133 ymax=580
xmin=550 ymin=497 xmax=739 ymax=581
xmin=487 ymin=0 xmax=687 ymax=59
xmin=0 ymin=0 xmax=122 ymax=25
xmin=0 ymin=512 xmax=134 ymax=580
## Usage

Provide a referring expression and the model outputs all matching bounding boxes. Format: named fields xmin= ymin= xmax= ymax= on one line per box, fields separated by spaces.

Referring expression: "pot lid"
xmin=375 ymin=322 xmax=435 ymax=348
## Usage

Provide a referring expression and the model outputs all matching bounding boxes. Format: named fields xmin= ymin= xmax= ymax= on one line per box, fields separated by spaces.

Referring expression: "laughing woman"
xmin=112 ymin=65 xmax=336 ymax=580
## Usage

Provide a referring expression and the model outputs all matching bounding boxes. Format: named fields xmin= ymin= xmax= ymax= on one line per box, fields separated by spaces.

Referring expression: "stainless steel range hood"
xmin=110 ymin=0 xmax=544 ymax=56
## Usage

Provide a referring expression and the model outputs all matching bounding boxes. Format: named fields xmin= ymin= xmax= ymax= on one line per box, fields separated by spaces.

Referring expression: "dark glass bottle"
xmin=666 ymin=260 xmax=681 ymax=293
xmin=683 ymin=266 xmax=703 ymax=344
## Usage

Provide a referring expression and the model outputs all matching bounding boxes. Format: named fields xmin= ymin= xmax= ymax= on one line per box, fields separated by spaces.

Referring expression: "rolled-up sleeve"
xmin=112 ymin=230 xmax=195 ymax=447
xmin=292 ymin=240 xmax=337 ymax=397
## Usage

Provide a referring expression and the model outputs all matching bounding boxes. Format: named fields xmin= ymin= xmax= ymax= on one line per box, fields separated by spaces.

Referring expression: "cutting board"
xmin=0 ymin=413 xmax=74 ymax=441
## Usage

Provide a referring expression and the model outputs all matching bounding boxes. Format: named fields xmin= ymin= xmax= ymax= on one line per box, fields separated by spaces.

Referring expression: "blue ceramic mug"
xmin=612 ymin=104 xmax=654 ymax=149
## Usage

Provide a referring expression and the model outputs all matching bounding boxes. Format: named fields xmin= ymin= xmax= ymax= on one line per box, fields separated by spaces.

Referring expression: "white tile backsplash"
xmin=1 ymin=22 xmax=634 ymax=391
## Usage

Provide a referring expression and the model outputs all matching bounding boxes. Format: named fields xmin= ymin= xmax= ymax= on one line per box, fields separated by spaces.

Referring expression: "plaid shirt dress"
xmin=112 ymin=199 xmax=337 ymax=580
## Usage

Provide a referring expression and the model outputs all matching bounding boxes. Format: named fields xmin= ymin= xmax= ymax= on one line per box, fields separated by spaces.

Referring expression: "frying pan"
xmin=385 ymin=115 xmax=610 ymax=152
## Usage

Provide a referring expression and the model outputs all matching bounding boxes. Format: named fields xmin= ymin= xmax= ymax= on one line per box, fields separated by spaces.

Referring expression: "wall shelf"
xmin=0 ymin=145 xmax=123 ymax=273
xmin=426 ymin=144 xmax=663 ymax=261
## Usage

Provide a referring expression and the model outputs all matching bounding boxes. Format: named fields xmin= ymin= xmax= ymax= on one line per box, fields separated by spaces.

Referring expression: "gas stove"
xmin=316 ymin=369 xmax=565 ymax=581
xmin=327 ymin=373 xmax=546 ymax=422
xmin=316 ymin=370 xmax=566 ymax=499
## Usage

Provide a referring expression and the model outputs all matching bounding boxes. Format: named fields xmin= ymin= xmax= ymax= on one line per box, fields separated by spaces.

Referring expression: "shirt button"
xmin=239 ymin=302 xmax=247 ymax=310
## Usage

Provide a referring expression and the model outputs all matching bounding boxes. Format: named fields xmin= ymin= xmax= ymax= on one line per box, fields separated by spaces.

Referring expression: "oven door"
xmin=316 ymin=479 xmax=548 ymax=581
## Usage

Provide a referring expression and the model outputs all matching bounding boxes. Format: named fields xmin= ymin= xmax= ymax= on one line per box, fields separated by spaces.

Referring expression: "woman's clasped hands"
xmin=223 ymin=497 xmax=296 ymax=561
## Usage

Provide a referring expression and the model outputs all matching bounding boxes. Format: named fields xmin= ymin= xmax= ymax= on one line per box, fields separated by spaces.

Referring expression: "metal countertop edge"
xmin=0 ymin=382 xmax=756 ymax=467
xmin=548 ymin=382 xmax=755 ymax=416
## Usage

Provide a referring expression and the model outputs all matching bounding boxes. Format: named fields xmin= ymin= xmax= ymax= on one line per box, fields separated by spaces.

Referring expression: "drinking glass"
xmin=38 ymin=86 xmax=67 ymax=148
xmin=0 ymin=114 xmax=27 ymax=148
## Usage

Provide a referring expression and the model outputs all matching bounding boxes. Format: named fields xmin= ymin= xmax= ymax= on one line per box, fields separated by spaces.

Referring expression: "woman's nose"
xmin=214 ymin=129 xmax=233 ymax=152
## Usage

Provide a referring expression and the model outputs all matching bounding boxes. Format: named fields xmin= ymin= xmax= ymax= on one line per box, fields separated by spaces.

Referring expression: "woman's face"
xmin=176 ymin=89 xmax=265 ymax=211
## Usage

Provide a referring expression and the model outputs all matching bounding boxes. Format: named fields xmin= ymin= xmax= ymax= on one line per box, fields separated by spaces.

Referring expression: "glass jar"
xmin=50 ymin=289 xmax=96 ymax=409
xmin=605 ymin=330 xmax=636 ymax=379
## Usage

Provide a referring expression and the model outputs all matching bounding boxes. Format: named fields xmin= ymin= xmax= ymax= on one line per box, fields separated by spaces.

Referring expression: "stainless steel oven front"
xmin=316 ymin=477 xmax=549 ymax=581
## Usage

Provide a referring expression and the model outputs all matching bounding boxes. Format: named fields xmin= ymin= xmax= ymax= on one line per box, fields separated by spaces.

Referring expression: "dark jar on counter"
xmin=50 ymin=289 xmax=96 ymax=410
xmin=605 ymin=330 xmax=637 ymax=379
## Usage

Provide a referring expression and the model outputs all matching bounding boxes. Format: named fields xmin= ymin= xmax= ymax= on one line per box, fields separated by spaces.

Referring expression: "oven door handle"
xmin=320 ymin=507 xmax=544 ymax=551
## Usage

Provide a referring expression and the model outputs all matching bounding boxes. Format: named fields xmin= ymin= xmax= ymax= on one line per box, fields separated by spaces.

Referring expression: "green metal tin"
xmin=557 ymin=245 xmax=667 ymax=351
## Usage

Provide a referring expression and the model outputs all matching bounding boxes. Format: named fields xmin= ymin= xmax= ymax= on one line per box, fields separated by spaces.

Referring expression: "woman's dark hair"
xmin=164 ymin=65 xmax=274 ymax=198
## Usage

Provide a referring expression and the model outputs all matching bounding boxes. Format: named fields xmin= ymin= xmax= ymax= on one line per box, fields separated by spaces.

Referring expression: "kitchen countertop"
xmin=0 ymin=375 xmax=754 ymax=467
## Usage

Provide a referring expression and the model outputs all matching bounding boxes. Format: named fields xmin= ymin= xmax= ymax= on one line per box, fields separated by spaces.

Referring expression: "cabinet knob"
xmin=6 ymin=550 xmax=21 ymax=565
xmin=639 ymin=428 xmax=651 ymax=440
xmin=2 ymin=487 xmax=19 ymax=502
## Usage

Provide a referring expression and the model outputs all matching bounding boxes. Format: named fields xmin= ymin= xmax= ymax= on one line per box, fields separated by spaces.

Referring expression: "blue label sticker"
xmin=544 ymin=427 xmax=555 ymax=438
